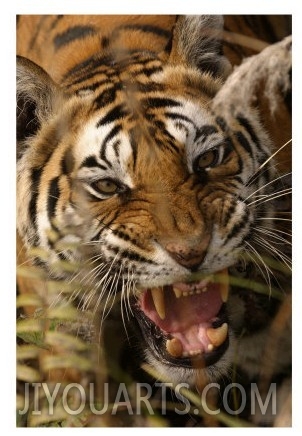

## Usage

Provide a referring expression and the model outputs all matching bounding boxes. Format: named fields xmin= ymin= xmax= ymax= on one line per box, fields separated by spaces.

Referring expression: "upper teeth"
xmin=173 ymin=287 xmax=182 ymax=298
xmin=217 ymin=269 xmax=229 ymax=302
xmin=149 ymin=270 xmax=229 ymax=321
xmin=151 ymin=287 xmax=166 ymax=320
xmin=173 ymin=285 xmax=207 ymax=299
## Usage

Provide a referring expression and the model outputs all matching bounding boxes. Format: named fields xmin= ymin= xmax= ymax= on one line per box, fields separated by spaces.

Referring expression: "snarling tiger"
xmin=17 ymin=15 xmax=291 ymax=423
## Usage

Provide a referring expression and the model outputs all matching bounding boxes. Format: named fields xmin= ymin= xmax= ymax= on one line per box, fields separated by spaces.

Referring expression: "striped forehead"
xmin=74 ymin=95 xmax=220 ymax=183
xmin=164 ymin=99 xmax=217 ymax=144
xmin=75 ymin=115 xmax=135 ymax=186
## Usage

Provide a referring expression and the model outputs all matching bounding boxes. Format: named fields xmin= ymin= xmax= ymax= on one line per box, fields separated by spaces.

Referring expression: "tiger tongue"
xmin=139 ymin=280 xmax=227 ymax=356
xmin=140 ymin=275 xmax=227 ymax=336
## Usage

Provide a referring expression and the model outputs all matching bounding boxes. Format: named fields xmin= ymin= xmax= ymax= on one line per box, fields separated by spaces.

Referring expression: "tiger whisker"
xmin=257 ymin=217 xmax=292 ymax=222
xmin=99 ymin=270 xmax=120 ymax=327
xmin=90 ymin=251 xmax=121 ymax=315
xmin=79 ymin=262 xmax=107 ymax=287
xmin=120 ymin=277 xmax=128 ymax=335
xmin=254 ymin=227 xmax=292 ymax=246
xmin=121 ymin=272 xmax=131 ymax=324
xmin=126 ymin=268 xmax=136 ymax=318
xmin=253 ymin=235 xmax=292 ymax=270
xmin=244 ymin=171 xmax=291 ymax=203
xmin=256 ymin=139 xmax=291 ymax=173
xmin=256 ymin=225 xmax=292 ymax=239
xmin=121 ymin=270 xmax=136 ymax=341
xmin=247 ymin=188 xmax=291 ymax=206
xmin=245 ymin=241 xmax=273 ymax=294
xmin=248 ymin=139 xmax=291 ymax=183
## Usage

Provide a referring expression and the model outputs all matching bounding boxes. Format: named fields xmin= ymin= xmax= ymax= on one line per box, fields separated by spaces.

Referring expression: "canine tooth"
xmin=206 ymin=323 xmax=228 ymax=348
xmin=166 ymin=338 xmax=183 ymax=358
xmin=207 ymin=344 xmax=214 ymax=352
xmin=151 ymin=287 xmax=166 ymax=320
xmin=196 ymin=290 xmax=201 ymax=294
xmin=202 ymin=286 xmax=208 ymax=293
xmin=189 ymin=291 xmax=194 ymax=296
xmin=183 ymin=291 xmax=188 ymax=297
xmin=217 ymin=269 xmax=229 ymax=302
xmin=173 ymin=287 xmax=182 ymax=298
xmin=220 ymin=283 xmax=229 ymax=302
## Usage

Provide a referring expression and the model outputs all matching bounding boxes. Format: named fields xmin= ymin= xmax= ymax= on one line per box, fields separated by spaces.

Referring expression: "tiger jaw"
xmin=135 ymin=269 xmax=230 ymax=367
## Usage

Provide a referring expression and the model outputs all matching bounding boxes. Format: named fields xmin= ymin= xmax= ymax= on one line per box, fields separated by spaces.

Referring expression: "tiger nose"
xmin=165 ymin=237 xmax=210 ymax=271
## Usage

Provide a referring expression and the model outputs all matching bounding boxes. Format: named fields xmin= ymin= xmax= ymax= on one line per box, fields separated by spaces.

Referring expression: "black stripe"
xmin=224 ymin=211 xmax=249 ymax=245
xmin=236 ymin=115 xmax=261 ymax=150
xmin=28 ymin=168 xmax=43 ymax=230
xmin=142 ymin=97 xmax=181 ymax=110
xmin=101 ymin=36 xmax=110 ymax=49
xmin=102 ymin=124 xmax=122 ymax=149
xmin=113 ymin=140 xmax=121 ymax=159
xmin=129 ymin=128 xmax=138 ymax=170
xmin=53 ymin=25 xmax=97 ymax=50
xmin=61 ymin=148 xmax=75 ymax=175
xmin=215 ymin=116 xmax=227 ymax=132
xmin=141 ymin=65 xmax=163 ymax=77
xmin=112 ymin=24 xmax=170 ymax=41
xmin=165 ymin=112 xmax=194 ymax=125
xmin=47 ymin=177 xmax=60 ymax=221
xmin=94 ymin=85 xmax=122 ymax=109
xmin=99 ymin=127 xmax=118 ymax=168
xmin=234 ymin=131 xmax=253 ymax=155
xmin=68 ymin=68 xmax=113 ymax=88
xmin=195 ymin=125 xmax=218 ymax=142
xmin=96 ymin=104 xmax=129 ymax=128
xmin=136 ymin=82 xmax=165 ymax=93
xmin=62 ymin=54 xmax=114 ymax=82
xmin=225 ymin=136 xmax=243 ymax=173
xmin=80 ymin=155 xmax=107 ymax=171
xmin=222 ymin=199 xmax=237 ymax=227
xmin=109 ymin=244 xmax=156 ymax=265
xmin=149 ymin=120 xmax=180 ymax=153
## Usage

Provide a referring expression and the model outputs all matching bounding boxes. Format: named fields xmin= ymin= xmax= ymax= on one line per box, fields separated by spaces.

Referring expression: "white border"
xmin=12 ymin=0 xmax=301 ymax=15
xmin=2 ymin=1 xmax=300 ymax=434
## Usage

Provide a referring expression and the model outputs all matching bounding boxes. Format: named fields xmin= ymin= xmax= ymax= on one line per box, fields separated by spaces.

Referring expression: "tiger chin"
xmin=17 ymin=14 xmax=291 ymax=399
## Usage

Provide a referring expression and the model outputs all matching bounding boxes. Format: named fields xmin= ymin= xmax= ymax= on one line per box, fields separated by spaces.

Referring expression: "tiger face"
xmin=17 ymin=15 xmax=288 ymax=387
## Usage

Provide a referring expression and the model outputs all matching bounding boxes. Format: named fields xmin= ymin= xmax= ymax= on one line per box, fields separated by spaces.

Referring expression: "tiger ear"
xmin=17 ymin=56 xmax=62 ymax=145
xmin=167 ymin=15 xmax=231 ymax=79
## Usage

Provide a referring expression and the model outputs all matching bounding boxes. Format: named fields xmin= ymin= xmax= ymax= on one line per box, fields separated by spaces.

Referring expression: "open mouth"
xmin=134 ymin=269 xmax=229 ymax=367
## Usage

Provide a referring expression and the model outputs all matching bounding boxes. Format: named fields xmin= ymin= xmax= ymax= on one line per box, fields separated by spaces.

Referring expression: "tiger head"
xmin=17 ymin=16 xmax=278 ymax=386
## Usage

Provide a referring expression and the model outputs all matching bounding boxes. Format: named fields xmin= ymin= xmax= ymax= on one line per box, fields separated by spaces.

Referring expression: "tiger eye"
xmin=196 ymin=149 xmax=218 ymax=170
xmin=95 ymin=179 xmax=119 ymax=195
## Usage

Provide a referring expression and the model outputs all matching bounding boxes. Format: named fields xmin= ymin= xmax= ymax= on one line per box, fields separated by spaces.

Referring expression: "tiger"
xmin=17 ymin=15 xmax=292 ymax=424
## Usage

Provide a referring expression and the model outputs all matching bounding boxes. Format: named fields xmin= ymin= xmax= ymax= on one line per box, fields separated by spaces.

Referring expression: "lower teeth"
xmin=206 ymin=323 xmax=228 ymax=347
xmin=165 ymin=323 xmax=229 ymax=359
xmin=166 ymin=338 xmax=183 ymax=358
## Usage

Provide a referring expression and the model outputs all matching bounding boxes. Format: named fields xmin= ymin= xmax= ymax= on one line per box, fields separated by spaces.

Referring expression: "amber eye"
xmin=93 ymin=179 xmax=120 ymax=196
xmin=194 ymin=149 xmax=220 ymax=172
